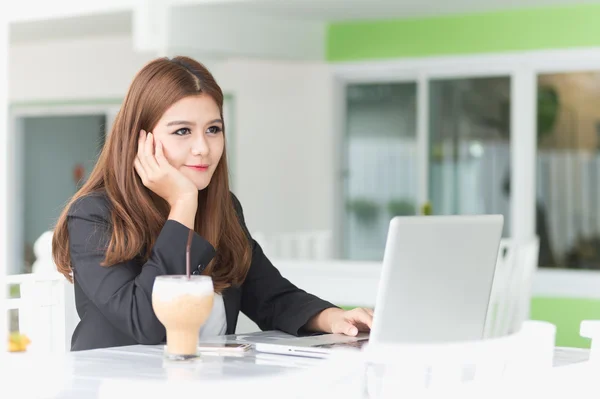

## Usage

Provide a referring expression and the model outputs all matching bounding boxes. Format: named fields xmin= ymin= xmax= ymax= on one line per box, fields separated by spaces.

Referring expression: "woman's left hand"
xmin=309 ymin=307 xmax=373 ymax=337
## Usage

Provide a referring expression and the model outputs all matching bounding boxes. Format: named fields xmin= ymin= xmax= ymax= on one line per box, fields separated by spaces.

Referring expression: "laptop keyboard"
xmin=315 ymin=339 xmax=369 ymax=350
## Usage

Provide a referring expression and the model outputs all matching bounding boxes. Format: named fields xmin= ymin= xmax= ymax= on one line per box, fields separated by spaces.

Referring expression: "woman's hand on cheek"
xmin=133 ymin=130 xmax=198 ymax=207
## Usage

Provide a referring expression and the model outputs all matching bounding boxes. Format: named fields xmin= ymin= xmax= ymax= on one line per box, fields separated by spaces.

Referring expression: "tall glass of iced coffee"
xmin=152 ymin=275 xmax=214 ymax=360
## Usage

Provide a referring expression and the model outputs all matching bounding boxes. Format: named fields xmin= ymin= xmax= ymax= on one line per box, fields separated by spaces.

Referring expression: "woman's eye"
xmin=173 ymin=128 xmax=191 ymax=136
xmin=207 ymin=126 xmax=223 ymax=135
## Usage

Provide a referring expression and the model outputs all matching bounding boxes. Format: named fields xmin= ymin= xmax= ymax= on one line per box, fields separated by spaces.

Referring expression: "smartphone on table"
xmin=196 ymin=342 xmax=252 ymax=353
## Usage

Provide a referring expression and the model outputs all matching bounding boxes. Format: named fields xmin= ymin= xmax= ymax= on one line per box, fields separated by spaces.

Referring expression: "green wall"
xmin=327 ymin=4 xmax=600 ymax=61
xmin=531 ymin=297 xmax=600 ymax=349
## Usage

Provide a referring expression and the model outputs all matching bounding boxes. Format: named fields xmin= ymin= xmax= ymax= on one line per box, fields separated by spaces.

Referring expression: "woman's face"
xmin=152 ymin=94 xmax=225 ymax=191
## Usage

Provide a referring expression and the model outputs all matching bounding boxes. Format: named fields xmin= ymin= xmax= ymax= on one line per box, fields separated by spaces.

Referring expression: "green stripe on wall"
xmin=327 ymin=4 xmax=600 ymax=61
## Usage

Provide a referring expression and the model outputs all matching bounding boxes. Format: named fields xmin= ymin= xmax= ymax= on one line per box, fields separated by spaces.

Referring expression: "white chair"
xmin=511 ymin=238 xmax=540 ymax=329
xmin=484 ymin=239 xmax=517 ymax=338
xmin=252 ymin=230 xmax=333 ymax=260
xmin=363 ymin=320 xmax=556 ymax=397
xmin=8 ymin=230 xmax=79 ymax=353
xmin=31 ymin=231 xmax=56 ymax=274
xmin=484 ymin=237 xmax=540 ymax=338
xmin=9 ymin=272 xmax=71 ymax=353
xmin=581 ymin=320 xmax=600 ymax=365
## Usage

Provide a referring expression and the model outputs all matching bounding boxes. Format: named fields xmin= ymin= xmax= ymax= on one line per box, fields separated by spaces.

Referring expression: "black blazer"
xmin=67 ymin=191 xmax=336 ymax=351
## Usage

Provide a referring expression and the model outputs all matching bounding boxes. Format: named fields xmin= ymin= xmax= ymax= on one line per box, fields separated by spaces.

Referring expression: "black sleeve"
xmin=68 ymin=194 xmax=216 ymax=344
xmin=233 ymin=194 xmax=338 ymax=336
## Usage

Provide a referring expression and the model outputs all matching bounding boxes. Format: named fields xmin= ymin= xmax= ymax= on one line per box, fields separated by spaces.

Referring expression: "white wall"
xmin=213 ymin=59 xmax=335 ymax=236
xmin=8 ymin=0 xmax=135 ymax=23
xmin=168 ymin=6 xmax=325 ymax=61
xmin=9 ymin=35 xmax=155 ymax=102
xmin=9 ymin=35 xmax=336 ymax=239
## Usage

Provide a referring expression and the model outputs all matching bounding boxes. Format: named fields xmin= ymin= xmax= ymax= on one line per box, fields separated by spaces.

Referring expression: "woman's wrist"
xmin=168 ymin=197 xmax=198 ymax=230
xmin=305 ymin=307 xmax=343 ymax=333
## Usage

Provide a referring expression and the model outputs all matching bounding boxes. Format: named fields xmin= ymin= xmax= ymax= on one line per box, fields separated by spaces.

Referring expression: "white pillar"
xmin=0 ymin=10 xmax=9 ymax=353
xmin=510 ymin=68 xmax=537 ymax=242
xmin=416 ymin=73 xmax=430 ymax=211
xmin=133 ymin=0 xmax=171 ymax=57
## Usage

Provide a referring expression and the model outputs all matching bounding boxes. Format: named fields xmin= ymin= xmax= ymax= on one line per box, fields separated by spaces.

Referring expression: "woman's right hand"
xmin=134 ymin=130 xmax=198 ymax=208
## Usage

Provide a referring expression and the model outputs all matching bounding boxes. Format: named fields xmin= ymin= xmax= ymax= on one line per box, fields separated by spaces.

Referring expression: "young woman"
xmin=52 ymin=56 xmax=373 ymax=351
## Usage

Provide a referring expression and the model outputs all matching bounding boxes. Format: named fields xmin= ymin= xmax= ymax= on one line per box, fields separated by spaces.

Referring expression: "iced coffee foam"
xmin=152 ymin=276 xmax=214 ymax=301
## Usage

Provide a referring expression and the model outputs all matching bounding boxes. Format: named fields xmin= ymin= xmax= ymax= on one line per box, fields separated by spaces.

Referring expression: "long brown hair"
xmin=52 ymin=56 xmax=251 ymax=292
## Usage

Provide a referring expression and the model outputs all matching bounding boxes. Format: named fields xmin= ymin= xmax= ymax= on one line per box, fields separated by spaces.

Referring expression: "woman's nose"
xmin=191 ymin=135 xmax=209 ymax=156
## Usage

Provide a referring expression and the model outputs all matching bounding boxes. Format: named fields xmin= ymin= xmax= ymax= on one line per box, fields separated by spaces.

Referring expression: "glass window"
xmin=343 ymin=82 xmax=418 ymax=261
xmin=536 ymin=72 xmax=600 ymax=269
xmin=429 ymin=77 xmax=511 ymax=238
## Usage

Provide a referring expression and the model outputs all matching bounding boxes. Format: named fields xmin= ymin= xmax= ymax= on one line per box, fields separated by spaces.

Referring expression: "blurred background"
xmin=3 ymin=0 xmax=600 ymax=349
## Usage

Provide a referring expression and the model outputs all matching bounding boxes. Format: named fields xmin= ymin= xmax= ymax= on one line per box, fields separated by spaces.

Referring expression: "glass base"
xmin=165 ymin=353 xmax=200 ymax=361
xmin=163 ymin=346 xmax=200 ymax=362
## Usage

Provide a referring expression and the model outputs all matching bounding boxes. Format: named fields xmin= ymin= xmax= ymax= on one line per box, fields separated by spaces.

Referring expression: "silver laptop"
xmin=254 ymin=214 xmax=504 ymax=358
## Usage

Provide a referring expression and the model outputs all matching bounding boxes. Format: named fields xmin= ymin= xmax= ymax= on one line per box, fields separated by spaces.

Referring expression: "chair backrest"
xmin=511 ymin=238 xmax=540 ymax=329
xmin=10 ymin=272 xmax=71 ymax=352
xmin=6 ymin=230 xmax=80 ymax=353
xmin=484 ymin=237 xmax=540 ymax=338
xmin=484 ymin=238 xmax=517 ymax=338
xmin=252 ymin=230 xmax=332 ymax=260
xmin=363 ymin=320 xmax=556 ymax=396
xmin=580 ymin=320 xmax=600 ymax=365
xmin=31 ymin=230 xmax=55 ymax=274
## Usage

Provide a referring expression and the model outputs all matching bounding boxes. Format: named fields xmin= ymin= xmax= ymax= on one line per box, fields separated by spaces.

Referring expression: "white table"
xmin=4 ymin=332 xmax=592 ymax=399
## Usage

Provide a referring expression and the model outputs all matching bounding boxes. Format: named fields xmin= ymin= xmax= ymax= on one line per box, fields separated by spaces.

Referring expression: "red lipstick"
xmin=186 ymin=164 xmax=209 ymax=171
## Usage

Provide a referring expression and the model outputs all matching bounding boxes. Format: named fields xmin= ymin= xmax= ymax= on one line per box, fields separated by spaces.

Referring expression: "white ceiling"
xmin=8 ymin=0 xmax=595 ymax=44
xmin=10 ymin=11 xmax=132 ymax=43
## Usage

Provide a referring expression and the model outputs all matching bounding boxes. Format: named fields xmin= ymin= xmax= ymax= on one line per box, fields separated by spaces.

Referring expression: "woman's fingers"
xmin=137 ymin=130 xmax=151 ymax=173
xmin=143 ymin=131 xmax=160 ymax=172
xmin=351 ymin=308 xmax=373 ymax=329
xmin=154 ymin=139 xmax=169 ymax=168
xmin=134 ymin=157 xmax=147 ymax=185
